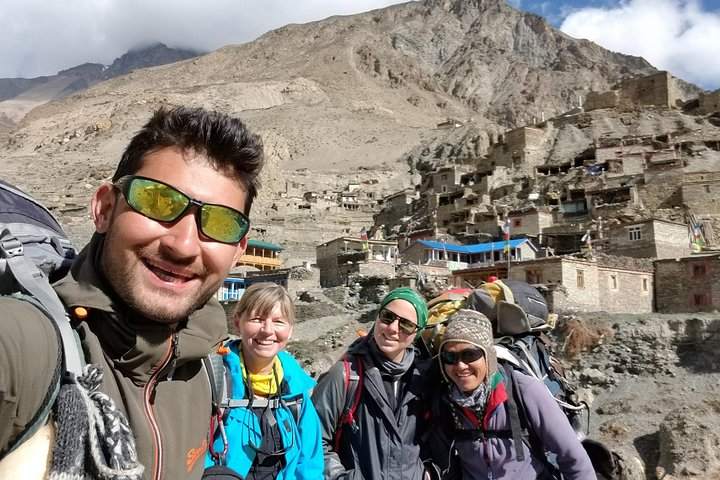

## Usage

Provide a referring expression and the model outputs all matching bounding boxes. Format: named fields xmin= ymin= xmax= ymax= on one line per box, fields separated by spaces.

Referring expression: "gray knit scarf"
xmin=368 ymin=337 xmax=415 ymax=379
xmin=49 ymin=364 xmax=144 ymax=480
xmin=449 ymin=380 xmax=493 ymax=431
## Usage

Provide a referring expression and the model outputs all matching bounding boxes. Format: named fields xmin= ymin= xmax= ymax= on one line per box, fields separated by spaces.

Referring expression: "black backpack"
xmin=0 ymin=180 xmax=81 ymax=457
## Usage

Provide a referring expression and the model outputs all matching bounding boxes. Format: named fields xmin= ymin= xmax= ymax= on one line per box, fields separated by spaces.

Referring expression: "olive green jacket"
xmin=0 ymin=233 xmax=228 ymax=479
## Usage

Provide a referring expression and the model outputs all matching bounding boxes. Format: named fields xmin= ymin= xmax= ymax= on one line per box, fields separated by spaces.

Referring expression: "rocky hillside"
xmin=0 ymin=0 xmax=703 ymax=253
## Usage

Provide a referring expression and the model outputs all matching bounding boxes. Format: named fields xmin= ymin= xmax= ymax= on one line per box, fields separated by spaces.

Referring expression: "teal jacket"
xmin=205 ymin=341 xmax=324 ymax=479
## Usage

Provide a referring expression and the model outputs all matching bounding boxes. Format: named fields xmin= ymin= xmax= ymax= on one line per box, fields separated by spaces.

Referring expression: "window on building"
xmin=513 ymin=219 xmax=521 ymax=228
xmin=704 ymin=185 xmax=711 ymax=193
xmin=610 ymin=275 xmax=618 ymax=290
xmin=576 ymin=269 xmax=585 ymax=289
xmin=525 ymin=270 xmax=541 ymax=284
xmin=642 ymin=278 xmax=648 ymax=292
xmin=628 ymin=226 xmax=642 ymax=241
xmin=693 ymin=264 xmax=707 ymax=278
xmin=441 ymin=174 xmax=448 ymax=180
xmin=692 ymin=292 xmax=711 ymax=307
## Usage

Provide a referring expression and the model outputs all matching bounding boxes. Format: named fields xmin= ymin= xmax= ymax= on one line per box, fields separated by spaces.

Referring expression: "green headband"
xmin=379 ymin=287 xmax=428 ymax=334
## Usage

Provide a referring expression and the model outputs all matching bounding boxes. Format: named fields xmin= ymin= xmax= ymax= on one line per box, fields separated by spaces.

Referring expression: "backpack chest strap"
xmin=222 ymin=396 xmax=303 ymax=410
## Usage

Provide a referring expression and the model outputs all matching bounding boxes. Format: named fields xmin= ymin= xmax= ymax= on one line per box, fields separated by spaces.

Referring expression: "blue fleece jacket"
xmin=205 ymin=341 xmax=324 ymax=480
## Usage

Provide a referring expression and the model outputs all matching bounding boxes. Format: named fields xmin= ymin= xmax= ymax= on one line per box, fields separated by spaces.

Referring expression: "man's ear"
xmin=233 ymin=236 xmax=248 ymax=264
xmin=92 ymin=183 xmax=117 ymax=234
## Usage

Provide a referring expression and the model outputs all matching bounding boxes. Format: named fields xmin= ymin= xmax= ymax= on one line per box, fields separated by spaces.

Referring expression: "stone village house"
xmin=655 ymin=253 xmax=720 ymax=313
xmin=316 ymin=236 xmax=397 ymax=287
xmin=452 ymin=254 xmax=654 ymax=314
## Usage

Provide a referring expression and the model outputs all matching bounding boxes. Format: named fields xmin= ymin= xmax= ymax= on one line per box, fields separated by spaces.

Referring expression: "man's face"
xmin=92 ymin=147 xmax=247 ymax=323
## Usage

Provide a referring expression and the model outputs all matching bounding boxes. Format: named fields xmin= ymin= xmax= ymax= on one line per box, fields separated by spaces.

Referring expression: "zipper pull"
xmin=167 ymin=330 xmax=179 ymax=380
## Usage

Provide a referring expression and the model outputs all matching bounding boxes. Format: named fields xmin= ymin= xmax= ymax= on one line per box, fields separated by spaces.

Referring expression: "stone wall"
xmin=357 ymin=261 xmax=395 ymax=280
xmin=316 ymin=239 xmax=346 ymax=287
xmin=472 ymin=216 xmax=501 ymax=237
xmin=597 ymin=266 xmax=653 ymax=313
xmin=620 ymin=154 xmax=645 ymax=175
xmin=505 ymin=126 xmax=544 ymax=152
xmin=375 ymin=192 xmax=414 ymax=228
xmin=653 ymin=221 xmax=691 ymax=259
xmin=606 ymin=221 xmax=655 ymax=258
xmin=400 ymin=241 xmax=428 ymax=265
xmin=428 ymin=168 xmax=462 ymax=193
xmin=606 ymin=220 xmax=688 ymax=259
xmin=619 ymin=72 xmax=672 ymax=107
xmin=682 ymin=171 xmax=720 ymax=215
xmin=698 ymin=89 xmax=720 ymax=115
xmin=585 ymin=90 xmax=619 ymax=111
xmin=509 ymin=210 xmax=553 ymax=237
xmin=585 ymin=72 xmax=690 ymax=111
xmin=558 ymin=258 xmax=601 ymax=311
xmin=641 ymin=169 xmax=684 ymax=211
xmin=507 ymin=257 xmax=602 ymax=312
xmin=655 ymin=255 xmax=720 ymax=312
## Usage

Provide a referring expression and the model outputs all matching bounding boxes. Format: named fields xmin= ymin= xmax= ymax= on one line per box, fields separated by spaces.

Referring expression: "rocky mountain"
xmin=0 ymin=43 xmax=202 ymax=129
xmin=0 ymin=0 xmax=711 ymax=255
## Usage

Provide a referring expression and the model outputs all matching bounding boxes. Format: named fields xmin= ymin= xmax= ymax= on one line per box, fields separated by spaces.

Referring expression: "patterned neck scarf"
xmin=449 ymin=379 xmax=493 ymax=427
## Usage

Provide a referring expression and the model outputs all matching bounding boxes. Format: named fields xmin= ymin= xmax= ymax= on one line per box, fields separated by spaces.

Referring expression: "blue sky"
xmin=0 ymin=0 xmax=717 ymax=90
xmin=509 ymin=0 xmax=720 ymax=90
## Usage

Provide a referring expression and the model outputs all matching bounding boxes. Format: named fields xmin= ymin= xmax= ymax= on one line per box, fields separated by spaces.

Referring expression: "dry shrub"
xmin=706 ymin=399 xmax=720 ymax=413
xmin=558 ymin=318 xmax=614 ymax=359
xmin=598 ymin=421 xmax=631 ymax=440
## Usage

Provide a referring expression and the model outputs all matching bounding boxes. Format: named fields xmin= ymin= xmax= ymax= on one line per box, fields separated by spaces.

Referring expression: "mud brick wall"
xmin=655 ymin=255 xmax=720 ymax=312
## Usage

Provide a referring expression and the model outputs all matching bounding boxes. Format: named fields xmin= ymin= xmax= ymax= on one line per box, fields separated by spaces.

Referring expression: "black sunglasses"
xmin=440 ymin=348 xmax=485 ymax=365
xmin=377 ymin=308 xmax=419 ymax=335
xmin=114 ymin=175 xmax=250 ymax=244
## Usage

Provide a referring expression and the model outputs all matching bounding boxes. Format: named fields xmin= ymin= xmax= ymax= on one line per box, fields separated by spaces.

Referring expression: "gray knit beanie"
xmin=439 ymin=309 xmax=497 ymax=379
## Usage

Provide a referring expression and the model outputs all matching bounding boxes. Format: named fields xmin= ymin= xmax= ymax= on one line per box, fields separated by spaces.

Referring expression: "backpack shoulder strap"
xmin=500 ymin=363 xmax=528 ymax=463
xmin=203 ymin=351 xmax=229 ymax=466
xmin=1 ymin=229 xmax=84 ymax=376
xmin=332 ymin=354 xmax=363 ymax=451
xmin=504 ymin=363 xmax=562 ymax=479
xmin=204 ymin=352 xmax=227 ymax=410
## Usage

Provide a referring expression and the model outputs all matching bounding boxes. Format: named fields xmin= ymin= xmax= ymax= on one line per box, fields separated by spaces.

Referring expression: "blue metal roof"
xmin=247 ymin=239 xmax=285 ymax=251
xmin=416 ymin=238 xmax=535 ymax=253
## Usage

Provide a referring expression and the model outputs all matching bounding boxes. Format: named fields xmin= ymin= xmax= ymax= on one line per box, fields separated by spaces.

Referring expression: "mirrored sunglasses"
xmin=114 ymin=175 xmax=250 ymax=244
xmin=439 ymin=348 xmax=485 ymax=365
xmin=378 ymin=308 xmax=418 ymax=335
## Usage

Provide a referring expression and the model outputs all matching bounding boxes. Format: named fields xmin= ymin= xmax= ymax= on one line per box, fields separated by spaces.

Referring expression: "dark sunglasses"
xmin=114 ymin=175 xmax=250 ymax=244
xmin=378 ymin=308 xmax=419 ymax=335
xmin=439 ymin=348 xmax=485 ymax=365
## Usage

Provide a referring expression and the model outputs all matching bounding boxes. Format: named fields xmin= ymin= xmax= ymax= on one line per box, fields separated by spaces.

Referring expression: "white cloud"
xmin=560 ymin=0 xmax=720 ymax=90
xmin=0 ymin=0 xmax=411 ymax=78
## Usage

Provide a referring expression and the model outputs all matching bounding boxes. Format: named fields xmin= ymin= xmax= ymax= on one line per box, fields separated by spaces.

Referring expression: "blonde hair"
xmin=232 ymin=282 xmax=295 ymax=331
